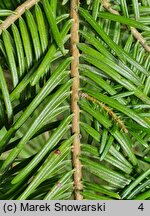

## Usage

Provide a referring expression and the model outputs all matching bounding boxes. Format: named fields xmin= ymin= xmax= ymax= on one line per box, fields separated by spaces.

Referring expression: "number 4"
xmin=138 ymin=203 xmax=144 ymax=211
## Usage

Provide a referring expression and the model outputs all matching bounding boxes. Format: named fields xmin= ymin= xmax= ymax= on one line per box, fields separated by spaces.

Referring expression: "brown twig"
xmin=0 ymin=0 xmax=40 ymax=35
xmin=102 ymin=0 xmax=150 ymax=52
xmin=70 ymin=0 xmax=83 ymax=200
xmin=130 ymin=27 xmax=150 ymax=52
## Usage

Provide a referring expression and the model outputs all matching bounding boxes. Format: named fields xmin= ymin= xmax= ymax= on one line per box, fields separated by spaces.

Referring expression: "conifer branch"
xmin=102 ymin=0 xmax=150 ymax=52
xmin=70 ymin=0 xmax=83 ymax=200
xmin=0 ymin=0 xmax=40 ymax=35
